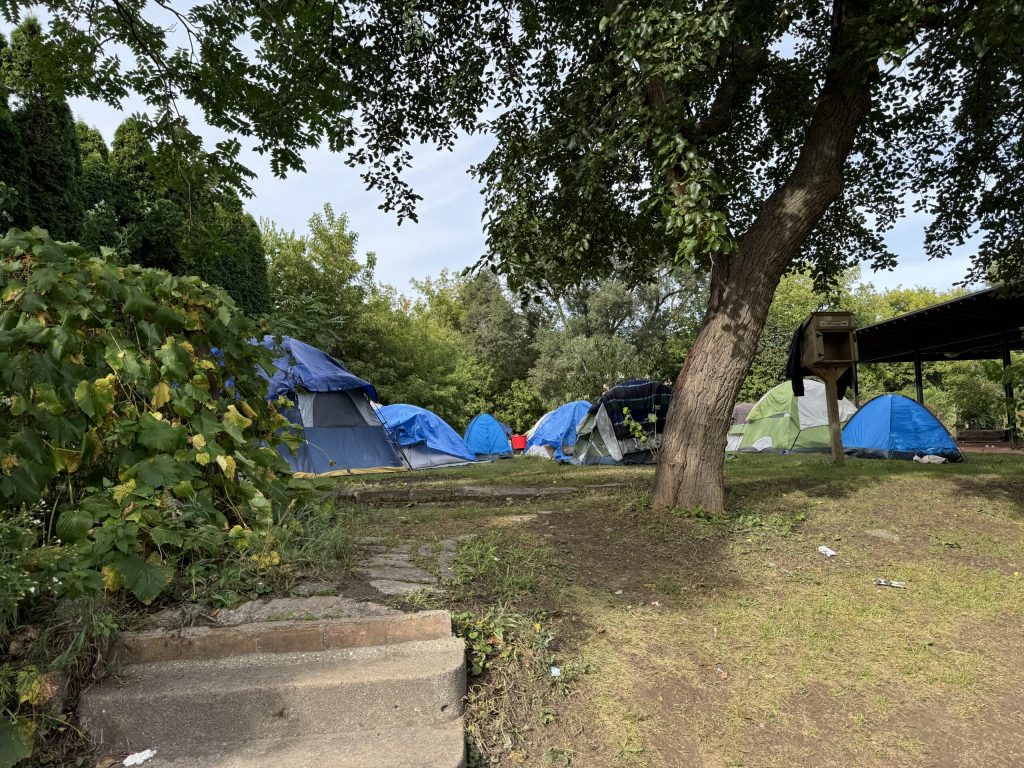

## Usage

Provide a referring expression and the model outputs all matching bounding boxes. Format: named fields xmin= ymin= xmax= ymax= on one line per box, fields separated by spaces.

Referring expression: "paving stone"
xmin=370 ymin=579 xmax=438 ymax=596
xmin=363 ymin=554 xmax=416 ymax=568
xmin=360 ymin=565 xmax=435 ymax=584
xmin=213 ymin=596 xmax=397 ymax=627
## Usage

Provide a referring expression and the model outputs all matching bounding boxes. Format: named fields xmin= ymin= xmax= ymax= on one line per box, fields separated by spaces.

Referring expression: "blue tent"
xmin=525 ymin=400 xmax=591 ymax=461
xmin=376 ymin=404 xmax=477 ymax=468
xmin=464 ymin=413 xmax=513 ymax=458
xmin=262 ymin=336 xmax=376 ymax=400
xmin=260 ymin=336 xmax=406 ymax=474
xmin=842 ymin=394 xmax=963 ymax=462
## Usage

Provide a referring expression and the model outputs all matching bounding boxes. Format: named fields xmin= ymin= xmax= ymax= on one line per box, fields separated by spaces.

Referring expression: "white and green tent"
xmin=728 ymin=379 xmax=857 ymax=453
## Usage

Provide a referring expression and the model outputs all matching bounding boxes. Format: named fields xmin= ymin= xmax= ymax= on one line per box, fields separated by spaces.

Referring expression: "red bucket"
xmin=511 ymin=434 xmax=527 ymax=452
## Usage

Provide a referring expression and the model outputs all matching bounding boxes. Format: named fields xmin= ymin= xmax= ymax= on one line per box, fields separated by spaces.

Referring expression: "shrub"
xmin=0 ymin=228 xmax=310 ymax=763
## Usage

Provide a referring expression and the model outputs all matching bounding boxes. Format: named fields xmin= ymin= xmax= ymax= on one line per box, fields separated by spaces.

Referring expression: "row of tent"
xmin=727 ymin=379 xmax=963 ymax=461
xmin=263 ymin=336 xmax=961 ymax=477
xmin=263 ymin=338 xmax=678 ymax=474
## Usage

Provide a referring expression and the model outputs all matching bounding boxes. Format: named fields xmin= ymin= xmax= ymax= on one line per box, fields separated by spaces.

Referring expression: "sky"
xmin=69 ymin=95 xmax=979 ymax=296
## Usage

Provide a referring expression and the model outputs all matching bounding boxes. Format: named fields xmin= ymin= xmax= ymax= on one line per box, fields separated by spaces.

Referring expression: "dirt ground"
xmin=332 ymin=452 xmax=1024 ymax=767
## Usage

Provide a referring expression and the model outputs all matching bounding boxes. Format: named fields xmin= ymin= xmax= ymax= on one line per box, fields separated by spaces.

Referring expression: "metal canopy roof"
xmin=856 ymin=285 xmax=1024 ymax=364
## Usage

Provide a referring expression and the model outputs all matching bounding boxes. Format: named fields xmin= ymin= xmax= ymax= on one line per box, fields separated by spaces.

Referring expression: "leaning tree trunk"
xmin=652 ymin=0 xmax=875 ymax=512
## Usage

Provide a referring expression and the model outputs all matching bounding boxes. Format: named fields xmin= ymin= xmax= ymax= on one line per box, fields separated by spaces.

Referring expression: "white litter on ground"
xmin=817 ymin=545 xmax=837 ymax=558
xmin=874 ymin=578 xmax=907 ymax=589
xmin=550 ymin=666 xmax=561 ymax=677
xmin=123 ymin=750 xmax=157 ymax=766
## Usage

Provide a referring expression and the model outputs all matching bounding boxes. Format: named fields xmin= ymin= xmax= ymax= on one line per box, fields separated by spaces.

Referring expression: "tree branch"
xmin=687 ymin=44 xmax=770 ymax=144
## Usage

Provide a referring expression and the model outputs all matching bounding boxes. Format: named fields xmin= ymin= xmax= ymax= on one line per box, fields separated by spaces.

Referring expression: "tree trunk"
xmin=652 ymin=0 xmax=875 ymax=512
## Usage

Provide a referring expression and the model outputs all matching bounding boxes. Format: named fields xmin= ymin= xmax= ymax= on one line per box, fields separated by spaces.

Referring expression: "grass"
xmin=328 ymin=452 xmax=1024 ymax=767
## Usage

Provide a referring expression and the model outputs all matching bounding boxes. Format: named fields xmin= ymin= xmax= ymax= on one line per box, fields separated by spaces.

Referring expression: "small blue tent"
xmin=260 ymin=336 xmax=406 ymax=474
xmin=464 ymin=413 xmax=513 ymax=458
xmin=842 ymin=394 xmax=963 ymax=462
xmin=376 ymin=404 xmax=477 ymax=468
xmin=525 ymin=400 xmax=591 ymax=461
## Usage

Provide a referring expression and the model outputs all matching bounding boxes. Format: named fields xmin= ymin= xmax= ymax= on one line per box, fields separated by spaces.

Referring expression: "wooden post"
xmin=913 ymin=350 xmax=924 ymax=404
xmin=801 ymin=312 xmax=857 ymax=466
xmin=815 ymin=366 xmax=845 ymax=465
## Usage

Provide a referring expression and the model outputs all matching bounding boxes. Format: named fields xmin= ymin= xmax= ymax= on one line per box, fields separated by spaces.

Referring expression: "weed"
xmin=451 ymin=531 xmax=560 ymax=604
xmin=452 ymin=609 xmax=524 ymax=677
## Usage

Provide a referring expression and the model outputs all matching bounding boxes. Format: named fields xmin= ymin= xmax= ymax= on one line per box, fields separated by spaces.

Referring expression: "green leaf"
xmin=156 ymin=339 xmax=190 ymax=379
xmin=0 ymin=718 xmax=33 ymax=768
xmin=74 ymin=377 xmax=116 ymax=421
xmin=113 ymin=554 xmax=174 ymax=604
xmin=56 ymin=506 xmax=94 ymax=542
xmin=149 ymin=527 xmax=184 ymax=548
xmin=137 ymin=414 xmax=187 ymax=452
xmin=128 ymin=454 xmax=181 ymax=488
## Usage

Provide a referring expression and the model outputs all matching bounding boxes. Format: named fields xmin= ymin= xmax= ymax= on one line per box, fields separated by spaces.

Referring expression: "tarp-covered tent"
xmin=261 ymin=336 xmax=406 ymax=475
xmin=737 ymin=379 xmax=856 ymax=453
xmin=376 ymin=404 xmax=477 ymax=469
xmin=576 ymin=380 xmax=673 ymax=464
xmin=525 ymin=400 xmax=591 ymax=461
xmin=464 ymin=413 xmax=513 ymax=459
xmin=842 ymin=394 xmax=963 ymax=461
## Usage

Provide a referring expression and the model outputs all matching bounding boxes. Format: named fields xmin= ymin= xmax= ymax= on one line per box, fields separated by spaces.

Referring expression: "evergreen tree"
xmin=1 ymin=19 xmax=82 ymax=240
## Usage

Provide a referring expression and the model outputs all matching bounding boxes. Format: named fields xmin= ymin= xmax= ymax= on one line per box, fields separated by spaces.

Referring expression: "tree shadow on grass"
xmin=720 ymin=452 xmax=1024 ymax=525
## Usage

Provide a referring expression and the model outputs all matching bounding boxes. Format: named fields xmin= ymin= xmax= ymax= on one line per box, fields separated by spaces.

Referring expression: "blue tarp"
xmin=261 ymin=336 xmax=376 ymax=400
xmin=526 ymin=400 xmax=591 ymax=461
xmin=842 ymin=394 xmax=963 ymax=461
xmin=377 ymin=404 xmax=477 ymax=463
xmin=256 ymin=336 xmax=404 ymax=473
xmin=464 ymin=413 xmax=513 ymax=457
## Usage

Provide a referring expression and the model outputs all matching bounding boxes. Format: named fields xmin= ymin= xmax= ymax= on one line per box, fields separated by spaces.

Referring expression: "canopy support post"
xmin=1003 ymin=332 xmax=1017 ymax=449
xmin=913 ymin=350 xmax=924 ymax=404
xmin=852 ymin=362 xmax=860 ymax=407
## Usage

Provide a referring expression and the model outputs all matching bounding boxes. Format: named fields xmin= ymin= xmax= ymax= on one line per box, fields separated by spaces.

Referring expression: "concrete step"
xmin=134 ymin=720 xmax=466 ymax=768
xmin=81 ymin=637 xmax=466 ymax=755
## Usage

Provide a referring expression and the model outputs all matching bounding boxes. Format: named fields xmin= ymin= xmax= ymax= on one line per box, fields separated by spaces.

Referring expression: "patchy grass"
xmin=331 ymin=452 xmax=1024 ymax=767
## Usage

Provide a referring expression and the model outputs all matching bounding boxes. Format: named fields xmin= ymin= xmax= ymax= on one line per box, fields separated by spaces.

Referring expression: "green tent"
xmin=733 ymin=379 xmax=857 ymax=453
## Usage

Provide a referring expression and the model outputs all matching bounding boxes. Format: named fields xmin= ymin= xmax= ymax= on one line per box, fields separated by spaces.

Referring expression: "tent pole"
xmin=852 ymin=362 xmax=860 ymax=407
xmin=1003 ymin=332 xmax=1017 ymax=449
xmin=913 ymin=350 xmax=924 ymax=404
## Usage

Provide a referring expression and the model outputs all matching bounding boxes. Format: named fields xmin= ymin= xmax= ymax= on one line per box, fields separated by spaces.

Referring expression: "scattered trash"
xmin=651 ymin=601 xmax=661 ymax=607
xmin=817 ymin=546 xmax=837 ymax=558
xmin=874 ymin=579 xmax=906 ymax=589
xmin=613 ymin=589 xmax=623 ymax=595
xmin=123 ymin=750 xmax=157 ymax=767
xmin=550 ymin=666 xmax=561 ymax=677
xmin=715 ymin=666 xmax=728 ymax=679
xmin=913 ymin=454 xmax=947 ymax=464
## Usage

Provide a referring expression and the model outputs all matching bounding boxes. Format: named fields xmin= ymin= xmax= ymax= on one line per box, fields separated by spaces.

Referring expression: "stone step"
xmin=128 ymin=721 xmax=466 ymax=768
xmin=116 ymin=610 xmax=451 ymax=664
xmin=81 ymin=637 xmax=466 ymax=755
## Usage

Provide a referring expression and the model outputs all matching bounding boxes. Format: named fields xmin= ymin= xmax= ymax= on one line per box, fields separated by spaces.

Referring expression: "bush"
xmin=0 ymin=228 xmax=310 ymax=763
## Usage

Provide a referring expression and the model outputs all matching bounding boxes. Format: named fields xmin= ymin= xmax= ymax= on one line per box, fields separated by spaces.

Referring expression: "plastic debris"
xmin=913 ymin=454 xmax=947 ymax=464
xmin=613 ymin=589 xmax=623 ymax=595
xmin=550 ymin=666 xmax=561 ymax=677
xmin=874 ymin=579 xmax=906 ymax=589
xmin=123 ymin=750 xmax=157 ymax=767
xmin=817 ymin=546 xmax=837 ymax=558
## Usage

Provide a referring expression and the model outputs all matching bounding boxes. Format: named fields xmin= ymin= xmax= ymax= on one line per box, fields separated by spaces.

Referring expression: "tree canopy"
xmin=0 ymin=20 xmax=270 ymax=316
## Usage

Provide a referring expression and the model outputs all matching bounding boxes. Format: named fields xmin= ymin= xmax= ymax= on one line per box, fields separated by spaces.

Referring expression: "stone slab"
xmin=115 ymin=611 xmax=452 ymax=664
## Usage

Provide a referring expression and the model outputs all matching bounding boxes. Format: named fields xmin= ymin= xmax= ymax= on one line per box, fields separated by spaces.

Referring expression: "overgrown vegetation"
xmin=0 ymin=229 xmax=317 ymax=764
